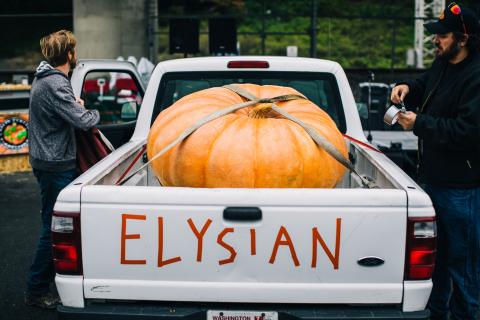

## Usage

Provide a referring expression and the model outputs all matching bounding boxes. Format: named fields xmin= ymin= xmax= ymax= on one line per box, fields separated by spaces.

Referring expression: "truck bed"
xmin=56 ymin=139 xmax=428 ymax=305
xmin=90 ymin=139 xmax=414 ymax=190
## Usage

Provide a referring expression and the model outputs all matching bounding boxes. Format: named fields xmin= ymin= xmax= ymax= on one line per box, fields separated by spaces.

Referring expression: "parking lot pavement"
xmin=0 ymin=171 xmax=56 ymax=320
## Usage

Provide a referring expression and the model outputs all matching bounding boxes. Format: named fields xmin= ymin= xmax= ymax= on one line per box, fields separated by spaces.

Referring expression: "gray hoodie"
xmin=28 ymin=61 xmax=100 ymax=171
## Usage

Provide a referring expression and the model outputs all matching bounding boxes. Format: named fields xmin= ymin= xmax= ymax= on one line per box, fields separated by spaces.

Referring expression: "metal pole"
xmin=147 ymin=0 xmax=158 ymax=63
xmin=366 ymin=71 xmax=374 ymax=142
xmin=310 ymin=0 xmax=318 ymax=58
xmin=414 ymin=0 xmax=425 ymax=68
xmin=414 ymin=0 xmax=445 ymax=68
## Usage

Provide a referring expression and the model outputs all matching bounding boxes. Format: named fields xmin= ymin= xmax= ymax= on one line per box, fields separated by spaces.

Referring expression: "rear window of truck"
xmin=153 ymin=72 xmax=347 ymax=133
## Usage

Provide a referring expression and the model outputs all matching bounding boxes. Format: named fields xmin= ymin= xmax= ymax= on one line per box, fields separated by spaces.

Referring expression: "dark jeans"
xmin=26 ymin=168 xmax=77 ymax=295
xmin=424 ymin=184 xmax=480 ymax=320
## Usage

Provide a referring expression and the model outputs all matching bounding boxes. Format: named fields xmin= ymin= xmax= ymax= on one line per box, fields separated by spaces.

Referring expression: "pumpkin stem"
xmin=249 ymin=103 xmax=276 ymax=119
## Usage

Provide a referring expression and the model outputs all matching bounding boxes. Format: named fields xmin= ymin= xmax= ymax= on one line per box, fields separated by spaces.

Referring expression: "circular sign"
xmin=0 ymin=117 xmax=29 ymax=150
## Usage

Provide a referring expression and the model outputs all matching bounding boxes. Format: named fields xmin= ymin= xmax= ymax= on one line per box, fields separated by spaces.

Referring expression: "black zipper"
xmin=416 ymin=64 xmax=447 ymax=177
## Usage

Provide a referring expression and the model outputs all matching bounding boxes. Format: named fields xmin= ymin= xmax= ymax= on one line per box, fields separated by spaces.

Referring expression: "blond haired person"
xmin=25 ymin=30 xmax=99 ymax=309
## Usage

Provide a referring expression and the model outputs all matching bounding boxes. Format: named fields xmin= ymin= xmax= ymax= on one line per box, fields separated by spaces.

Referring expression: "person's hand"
xmin=76 ymin=97 xmax=84 ymax=106
xmin=391 ymin=84 xmax=409 ymax=104
xmin=397 ymin=111 xmax=417 ymax=131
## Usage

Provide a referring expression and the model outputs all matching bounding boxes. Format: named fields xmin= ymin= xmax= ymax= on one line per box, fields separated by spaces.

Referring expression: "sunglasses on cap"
xmin=448 ymin=2 xmax=468 ymax=34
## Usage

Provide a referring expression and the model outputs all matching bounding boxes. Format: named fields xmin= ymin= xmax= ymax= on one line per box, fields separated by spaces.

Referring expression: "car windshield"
xmin=153 ymin=71 xmax=347 ymax=133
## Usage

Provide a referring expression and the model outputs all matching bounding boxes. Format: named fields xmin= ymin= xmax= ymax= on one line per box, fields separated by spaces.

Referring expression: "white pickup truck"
xmin=53 ymin=57 xmax=436 ymax=319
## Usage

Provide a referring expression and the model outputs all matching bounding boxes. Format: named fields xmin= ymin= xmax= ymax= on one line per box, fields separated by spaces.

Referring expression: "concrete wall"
xmin=73 ymin=0 xmax=148 ymax=60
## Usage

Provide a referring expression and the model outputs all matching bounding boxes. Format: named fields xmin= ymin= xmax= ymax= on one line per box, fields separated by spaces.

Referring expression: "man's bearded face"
xmin=68 ymin=49 xmax=77 ymax=70
xmin=434 ymin=33 xmax=461 ymax=61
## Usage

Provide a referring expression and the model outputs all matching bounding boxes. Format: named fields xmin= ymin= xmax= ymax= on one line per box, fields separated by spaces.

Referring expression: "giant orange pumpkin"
xmin=147 ymin=84 xmax=347 ymax=188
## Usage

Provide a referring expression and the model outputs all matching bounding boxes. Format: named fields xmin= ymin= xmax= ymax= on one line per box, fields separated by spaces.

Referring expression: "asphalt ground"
xmin=0 ymin=171 xmax=56 ymax=320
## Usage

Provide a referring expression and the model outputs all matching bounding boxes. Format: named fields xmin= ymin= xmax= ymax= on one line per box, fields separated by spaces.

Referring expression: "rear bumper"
xmin=57 ymin=301 xmax=429 ymax=320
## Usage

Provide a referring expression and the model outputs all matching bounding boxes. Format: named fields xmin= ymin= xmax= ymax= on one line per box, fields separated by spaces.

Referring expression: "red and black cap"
xmin=424 ymin=2 xmax=479 ymax=35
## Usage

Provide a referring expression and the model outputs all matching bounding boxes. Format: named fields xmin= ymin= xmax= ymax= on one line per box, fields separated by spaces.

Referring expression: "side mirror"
xmin=121 ymin=100 xmax=138 ymax=120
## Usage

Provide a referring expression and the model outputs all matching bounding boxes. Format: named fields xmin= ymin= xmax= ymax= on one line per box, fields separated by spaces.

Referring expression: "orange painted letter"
xmin=187 ymin=218 xmax=212 ymax=262
xmin=217 ymin=228 xmax=236 ymax=265
xmin=158 ymin=217 xmax=182 ymax=267
xmin=311 ymin=218 xmax=342 ymax=269
xmin=121 ymin=213 xmax=147 ymax=265
xmin=269 ymin=226 xmax=300 ymax=267
xmin=250 ymin=229 xmax=256 ymax=256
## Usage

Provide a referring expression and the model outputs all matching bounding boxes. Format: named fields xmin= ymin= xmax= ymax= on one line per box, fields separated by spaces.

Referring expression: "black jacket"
xmin=401 ymin=52 xmax=480 ymax=188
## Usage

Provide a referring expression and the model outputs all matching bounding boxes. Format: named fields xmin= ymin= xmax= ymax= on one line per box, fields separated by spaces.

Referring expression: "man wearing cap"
xmin=391 ymin=2 xmax=480 ymax=319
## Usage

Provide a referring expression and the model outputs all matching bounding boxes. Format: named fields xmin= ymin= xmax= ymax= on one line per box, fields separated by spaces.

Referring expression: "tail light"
xmin=227 ymin=61 xmax=269 ymax=68
xmin=405 ymin=217 xmax=437 ymax=280
xmin=52 ymin=211 xmax=82 ymax=275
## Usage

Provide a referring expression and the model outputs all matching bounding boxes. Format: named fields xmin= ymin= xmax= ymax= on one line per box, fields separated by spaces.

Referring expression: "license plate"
xmin=207 ymin=310 xmax=278 ymax=320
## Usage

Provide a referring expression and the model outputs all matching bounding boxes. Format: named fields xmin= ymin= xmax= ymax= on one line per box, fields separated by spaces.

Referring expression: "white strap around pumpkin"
xmin=222 ymin=85 xmax=374 ymax=188
xmin=119 ymin=85 xmax=374 ymax=188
